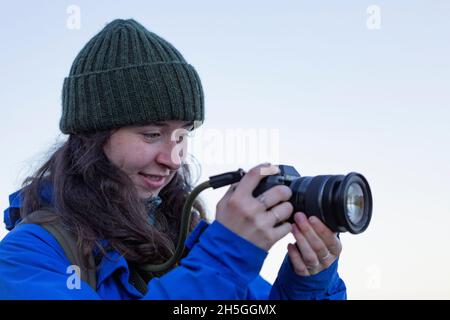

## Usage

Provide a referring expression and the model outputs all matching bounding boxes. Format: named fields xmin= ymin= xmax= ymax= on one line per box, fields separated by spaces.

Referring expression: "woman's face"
xmin=103 ymin=120 xmax=194 ymax=199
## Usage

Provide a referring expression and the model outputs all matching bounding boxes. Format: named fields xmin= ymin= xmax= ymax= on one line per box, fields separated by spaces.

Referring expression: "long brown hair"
xmin=20 ymin=130 xmax=206 ymax=270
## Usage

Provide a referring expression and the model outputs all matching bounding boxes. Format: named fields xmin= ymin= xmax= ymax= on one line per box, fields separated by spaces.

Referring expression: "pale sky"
xmin=1 ymin=0 xmax=449 ymax=299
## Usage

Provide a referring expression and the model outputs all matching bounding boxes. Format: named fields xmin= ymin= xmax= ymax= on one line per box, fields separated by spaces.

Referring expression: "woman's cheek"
xmin=130 ymin=145 xmax=154 ymax=167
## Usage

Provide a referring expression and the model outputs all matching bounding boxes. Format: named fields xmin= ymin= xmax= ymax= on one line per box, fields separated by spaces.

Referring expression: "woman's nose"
xmin=155 ymin=142 xmax=184 ymax=171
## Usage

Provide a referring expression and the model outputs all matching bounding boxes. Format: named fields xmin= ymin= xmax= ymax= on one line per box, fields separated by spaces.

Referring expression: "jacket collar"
xmin=3 ymin=181 xmax=53 ymax=231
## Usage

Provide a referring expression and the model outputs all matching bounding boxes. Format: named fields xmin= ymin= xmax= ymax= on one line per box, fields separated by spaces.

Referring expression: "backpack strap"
xmin=20 ymin=209 xmax=97 ymax=291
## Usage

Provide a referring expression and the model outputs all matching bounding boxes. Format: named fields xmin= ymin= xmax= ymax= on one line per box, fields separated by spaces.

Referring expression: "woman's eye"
xmin=143 ymin=133 xmax=161 ymax=140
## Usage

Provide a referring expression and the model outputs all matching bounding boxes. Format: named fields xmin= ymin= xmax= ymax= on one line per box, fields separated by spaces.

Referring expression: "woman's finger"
xmin=294 ymin=212 xmax=330 ymax=262
xmin=263 ymin=202 xmax=293 ymax=226
xmin=235 ymin=163 xmax=280 ymax=196
xmin=254 ymin=185 xmax=292 ymax=211
xmin=292 ymin=224 xmax=321 ymax=274
xmin=308 ymin=215 xmax=342 ymax=256
xmin=271 ymin=222 xmax=292 ymax=243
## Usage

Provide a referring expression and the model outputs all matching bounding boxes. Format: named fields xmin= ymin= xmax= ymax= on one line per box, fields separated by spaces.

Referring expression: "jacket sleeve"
xmin=143 ymin=220 xmax=268 ymax=299
xmin=269 ymin=255 xmax=347 ymax=300
xmin=0 ymin=223 xmax=100 ymax=300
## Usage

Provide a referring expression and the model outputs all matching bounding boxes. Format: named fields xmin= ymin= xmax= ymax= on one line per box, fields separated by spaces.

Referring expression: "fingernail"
xmin=260 ymin=164 xmax=279 ymax=176
xmin=297 ymin=212 xmax=306 ymax=222
xmin=309 ymin=216 xmax=317 ymax=223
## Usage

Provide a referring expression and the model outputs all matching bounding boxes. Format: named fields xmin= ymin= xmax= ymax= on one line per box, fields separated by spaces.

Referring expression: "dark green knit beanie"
xmin=60 ymin=19 xmax=204 ymax=134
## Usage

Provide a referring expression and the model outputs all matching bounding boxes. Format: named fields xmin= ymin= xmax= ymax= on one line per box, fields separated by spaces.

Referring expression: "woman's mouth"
xmin=139 ymin=173 xmax=168 ymax=189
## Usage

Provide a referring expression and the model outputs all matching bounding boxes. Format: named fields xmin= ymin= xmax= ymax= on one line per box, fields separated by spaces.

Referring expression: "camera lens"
xmin=346 ymin=182 xmax=364 ymax=225
xmin=289 ymin=172 xmax=372 ymax=234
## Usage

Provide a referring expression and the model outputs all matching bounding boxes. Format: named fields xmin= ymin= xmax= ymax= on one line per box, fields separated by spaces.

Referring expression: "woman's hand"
xmin=215 ymin=163 xmax=293 ymax=251
xmin=287 ymin=212 xmax=342 ymax=276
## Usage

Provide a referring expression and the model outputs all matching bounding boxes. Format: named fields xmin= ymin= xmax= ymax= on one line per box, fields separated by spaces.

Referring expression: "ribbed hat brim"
xmin=60 ymin=61 xmax=204 ymax=134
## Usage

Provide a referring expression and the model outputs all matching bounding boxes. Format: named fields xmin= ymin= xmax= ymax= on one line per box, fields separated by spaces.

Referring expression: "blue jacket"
xmin=0 ymin=188 xmax=346 ymax=300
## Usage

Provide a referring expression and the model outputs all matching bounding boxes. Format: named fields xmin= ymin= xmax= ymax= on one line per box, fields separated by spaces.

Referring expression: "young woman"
xmin=0 ymin=19 xmax=346 ymax=299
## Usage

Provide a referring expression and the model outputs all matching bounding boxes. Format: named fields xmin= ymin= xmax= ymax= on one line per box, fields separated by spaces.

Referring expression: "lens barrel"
xmin=290 ymin=172 xmax=372 ymax=234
